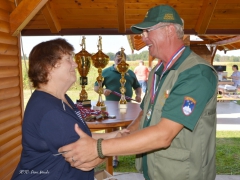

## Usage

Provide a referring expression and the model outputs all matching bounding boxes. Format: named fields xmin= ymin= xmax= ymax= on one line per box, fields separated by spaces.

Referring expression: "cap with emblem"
xmin=131 ymin=5 xmax=183 ymax=34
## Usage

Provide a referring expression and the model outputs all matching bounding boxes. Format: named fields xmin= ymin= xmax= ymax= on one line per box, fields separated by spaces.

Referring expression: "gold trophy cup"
xmin=116 ymin=47 xmax=129 ymax=110
xmin=75 ymin=36 xmax=92 ymax=106
xmin=92 ymin=36 xmax=110 ymax=111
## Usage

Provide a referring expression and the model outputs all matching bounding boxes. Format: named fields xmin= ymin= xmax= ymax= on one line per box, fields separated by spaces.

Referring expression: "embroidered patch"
xmin=182 ymin=96 xmax=196 ymax=116
xmin=163 ymin=13 xmax=174 ymax=20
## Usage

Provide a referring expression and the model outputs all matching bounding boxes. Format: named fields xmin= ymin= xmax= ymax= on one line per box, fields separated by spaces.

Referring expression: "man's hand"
xmin=103 ymin=89 xmax=112 ymax=96
xmin=58 ymin=124 xmax=98 ymax=167
xmin=135 ymin=95 xmax=142 ymax=103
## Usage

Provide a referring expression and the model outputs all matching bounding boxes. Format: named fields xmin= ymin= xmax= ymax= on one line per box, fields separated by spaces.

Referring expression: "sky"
xmin=21 ymin=35 xmax=240 ymax=57
xmin=21 ymin=35 xmax=148 ymax=56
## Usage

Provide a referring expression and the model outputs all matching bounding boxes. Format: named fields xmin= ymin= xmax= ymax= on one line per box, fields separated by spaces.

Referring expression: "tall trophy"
xmin=75 ymin=36 xmax=92 ymax=106
xmin=116 ymin=47 xmax=129 ymax=110
xmin=92 ymin=36 xmax=110 ymax=111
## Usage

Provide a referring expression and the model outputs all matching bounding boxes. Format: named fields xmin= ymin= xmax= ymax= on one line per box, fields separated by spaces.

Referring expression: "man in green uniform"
xmin=60 ymin=5 xmax=218 ymax=180
xmin=94 ymin=51 xmax=142 ymax=102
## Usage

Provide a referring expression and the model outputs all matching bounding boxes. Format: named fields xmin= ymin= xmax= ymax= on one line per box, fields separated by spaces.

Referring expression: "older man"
xmin=60 ymin=5 xmax=218 ymax=180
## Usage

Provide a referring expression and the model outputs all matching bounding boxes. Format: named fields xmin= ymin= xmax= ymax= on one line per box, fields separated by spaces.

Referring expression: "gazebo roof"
xmin=8 ymin=0 xmax=240 ymax=52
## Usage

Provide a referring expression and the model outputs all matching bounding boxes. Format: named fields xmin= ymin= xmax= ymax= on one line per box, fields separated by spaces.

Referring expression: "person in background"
xmin=60 ymin=5 xmax=218 ymax=180
xmin=134 ymin=60 xmax=149 ymax=94
xmin=94 ymin=51 xmax=142 ymax=168
xmin=11 ymin=38 xmax=127 ymax=180
xmin=94 ymin=51 xmax=142 ymax=103
xmin=228 ymin=65 xmax=240 ymax=87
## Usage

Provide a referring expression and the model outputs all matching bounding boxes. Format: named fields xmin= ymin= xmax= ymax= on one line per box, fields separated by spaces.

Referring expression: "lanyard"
xmin=150 ymin=46 xmax=185 ymax=104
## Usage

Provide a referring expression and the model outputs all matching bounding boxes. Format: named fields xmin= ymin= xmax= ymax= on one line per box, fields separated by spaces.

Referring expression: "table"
xmin=87 ymin=101 xmax=141 ymax=174
xmin=218 ymin=81 xmax=234 ymax=85
xmin=217 ymin=86 xmax=240 ymax=101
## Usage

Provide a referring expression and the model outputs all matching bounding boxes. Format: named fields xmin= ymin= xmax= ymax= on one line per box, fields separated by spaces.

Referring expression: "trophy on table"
xmin=116 ymin=47 xmax=129 ymax=110
xmin=75 ymin=36 xmax=92 ymax=106
xmin=92 ymin=36 xmax=110 ymax=111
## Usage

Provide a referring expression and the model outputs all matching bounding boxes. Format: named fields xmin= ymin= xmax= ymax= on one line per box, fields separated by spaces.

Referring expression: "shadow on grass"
xmin=95 ymin=137 xmax=240 ymax=175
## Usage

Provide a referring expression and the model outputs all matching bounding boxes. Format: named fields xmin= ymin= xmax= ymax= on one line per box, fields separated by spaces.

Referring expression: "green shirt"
xmin=141 ymin=46 xmax=217 ymax=130
xmin=94 ymin=65 xmax=140 ymax=101
xmin=141 ymin=47 xmax=217 ymax=180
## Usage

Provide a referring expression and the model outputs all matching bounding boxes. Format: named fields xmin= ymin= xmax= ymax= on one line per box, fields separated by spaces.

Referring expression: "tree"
xmin=232 ymin=56 xmax=239 ymax=62
xmin=214 ymin=54 xmax=220 ymax=62
xmin=106 ymin=52 xmax=115 ymax=60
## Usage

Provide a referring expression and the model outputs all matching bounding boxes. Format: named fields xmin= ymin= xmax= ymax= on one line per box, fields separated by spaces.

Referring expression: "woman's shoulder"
xmin=29 ymin=90 xmax=60 ymax=104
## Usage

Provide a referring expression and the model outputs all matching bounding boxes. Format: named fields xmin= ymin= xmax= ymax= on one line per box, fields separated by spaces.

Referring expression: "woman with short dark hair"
xmin=12 ymin=38 xmax=125 ymax=180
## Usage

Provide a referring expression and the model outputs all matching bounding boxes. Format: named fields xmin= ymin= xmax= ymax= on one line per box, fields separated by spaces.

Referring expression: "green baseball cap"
xmin=131 ymin=5 xmax=183 ymax=34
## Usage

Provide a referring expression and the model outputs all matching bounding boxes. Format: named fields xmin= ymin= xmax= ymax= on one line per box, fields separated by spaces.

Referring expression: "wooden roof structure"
xmin=1 ymin=0 xmax=240 ymax=179
xmin=10 ymin=0 xmax=240 ymax=53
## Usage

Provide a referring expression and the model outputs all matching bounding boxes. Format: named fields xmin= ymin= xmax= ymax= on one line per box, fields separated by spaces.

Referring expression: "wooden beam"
xmin=127 ymin=35 xmax=134 ymax=53
xmin=41 ymin=2 xmax=61 ymax=33
xmin=20 ymin=28 xmax=240 ymax=36
xmin=117 ymin=0 xmax=126 ymax=33
xmin=195 ymin=0 xmax=218 ymax=35
xmin=10 ymin=0 xmax=48 ymax=36
xmin=212 ymin=36 xmax=240 ymax=46
xmin=210 ymin=45 xmax=217 ymax=65
xmin=190 ymin=40 xmax=212 ymax=45
xmin=212 ymin=35 xmax=239 ymax=50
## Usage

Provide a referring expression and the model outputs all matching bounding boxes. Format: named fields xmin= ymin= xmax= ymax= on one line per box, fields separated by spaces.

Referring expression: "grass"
xmin=95 ymin=131 xmax=240 ymax=175
xmin=216 ymin=131 xmax=240 ymax=175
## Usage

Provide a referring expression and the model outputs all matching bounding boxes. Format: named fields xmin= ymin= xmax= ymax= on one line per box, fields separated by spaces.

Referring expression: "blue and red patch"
xmin=182 ymin=96 xmax=196 ymax=116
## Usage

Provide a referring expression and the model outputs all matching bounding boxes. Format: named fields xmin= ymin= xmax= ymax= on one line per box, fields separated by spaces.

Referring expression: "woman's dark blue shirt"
xmin=11 ymin=90 xmax=94 ymax=180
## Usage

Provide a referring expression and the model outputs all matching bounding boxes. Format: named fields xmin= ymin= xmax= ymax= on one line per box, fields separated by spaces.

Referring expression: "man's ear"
xmin=167 ymin=25 xmax=175 ymax=36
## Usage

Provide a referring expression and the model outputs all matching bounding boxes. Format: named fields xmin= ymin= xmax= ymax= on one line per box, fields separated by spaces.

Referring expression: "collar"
xmin=110 ymin=64 xmax=118 ymax=71
xmin=155 ymin=46 xmax=192 ymax=75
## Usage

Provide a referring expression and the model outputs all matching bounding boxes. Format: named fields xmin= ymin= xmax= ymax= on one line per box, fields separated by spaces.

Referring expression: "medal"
xmin=146 ymin=107 xmax=152 ymax=120
xmin=164 ymin=89 xmax=170 ymax=98
xmin=145 ymin=46 xmax=185 ymax=125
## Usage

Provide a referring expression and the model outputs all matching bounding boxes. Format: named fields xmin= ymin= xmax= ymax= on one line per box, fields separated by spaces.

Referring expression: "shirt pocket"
xmin=153 ymin=147 xmax=190 ymax=180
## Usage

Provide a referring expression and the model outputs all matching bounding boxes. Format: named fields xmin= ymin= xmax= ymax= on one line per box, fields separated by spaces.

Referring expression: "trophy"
xmin=92 ymin=36 xmax=110 ymax=111
xmin=75 ymin=36 xmax=92 ymax=106
xmin=116 ymin=47 xmax=129 ymax=109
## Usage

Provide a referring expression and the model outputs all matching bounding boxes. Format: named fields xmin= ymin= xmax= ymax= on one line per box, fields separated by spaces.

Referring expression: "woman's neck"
xmin=38 ymin=85 xmax=66 ymax=100
xmin=38 ymin=86 xmax=73 ymax=109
